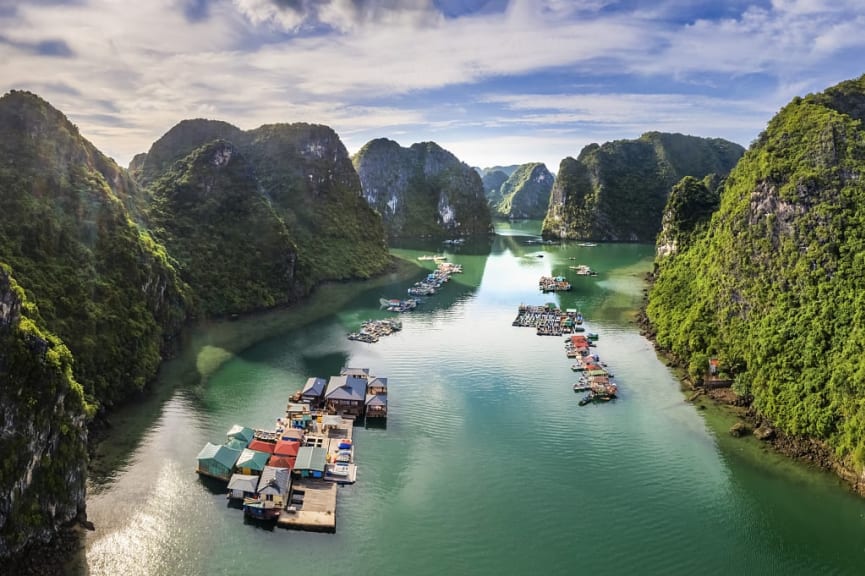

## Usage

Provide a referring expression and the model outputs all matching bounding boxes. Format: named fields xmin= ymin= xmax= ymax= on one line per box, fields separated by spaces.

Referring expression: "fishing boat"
xmin=569 ymin=264 xmax=597 ymax=276
xmin=242 ymin=497 xmax=281 ymax=520
xmin=379 ymin=297 xmax=418 ymax=312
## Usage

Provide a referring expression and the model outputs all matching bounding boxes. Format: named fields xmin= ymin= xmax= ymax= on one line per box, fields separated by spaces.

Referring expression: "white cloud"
xmin=0 ymin=0 xmax=861 ymax=169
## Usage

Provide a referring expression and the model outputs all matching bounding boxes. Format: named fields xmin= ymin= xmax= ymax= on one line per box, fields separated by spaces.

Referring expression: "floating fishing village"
xmin=195 ymin=367 xmax=388 ymax=532
xmin=512 ymin=265 xmax=618 ymax=406
xmin=347 ymin=258 xmax=463 ymax=343
xmin=196 ymin=257 xmax=465 ymax=533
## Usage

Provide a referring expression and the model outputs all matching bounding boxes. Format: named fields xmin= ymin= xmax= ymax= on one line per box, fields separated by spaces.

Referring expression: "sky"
xmin=1 ymin=0 xmax=864 ymax=173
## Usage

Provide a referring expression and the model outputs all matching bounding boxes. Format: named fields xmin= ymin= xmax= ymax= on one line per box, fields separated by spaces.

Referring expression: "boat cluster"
xmin=408 ymin=261 xmax=464 ymax=296
xmin=569 ymin=264 xmax=597 ymax=276
xmin=379 ymin=297 xmax=419 ymax=312
xmin=539 ymin=275 xmax=572 ymax=292
xmin=511 ymin=302 xmax=618 ymax=405
xmin=565 ymin=333 xmax=618 ymax=406
xmin=347 ymin=318 xmax=402 ymax=343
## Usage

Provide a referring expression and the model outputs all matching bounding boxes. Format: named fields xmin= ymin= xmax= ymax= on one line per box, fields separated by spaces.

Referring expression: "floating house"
xmin=365 ymin=394 xmax=387 ymax=419
xmin=294 ymin=446 xmax=327 ymax=478
xmin=196 ymin=442 xmax=242 ymax=481
xmin=279 ymin=428 xmax=304 ymax=443
xmin=227 ymin=473 xmax=259 ymax=500
xmin=225 ymin=425 xmax=254 ymax=450
xmin=285 ymin=402 xmax=312 ymax=428
xmin=235 ymin=448 xmax=270 ymax=476
xmin=270 ymin=438 xmax=300 ymax=470
xmin=301 ymin=377 xmax=327 ymax=408
xmin=257 ymin=466 xmax=291 ymax=507
xmin=365 ymin=377 xmax=388 ymax=419
xmin=325 ymin=374 xmax=368 ymax=417
xmin=340 ymin=367 xmax=372 ymax=380
xmin=244 ymin=466 xmax=291 ymax=520
xmin=248 ymin=439 xmax=276 ymax=454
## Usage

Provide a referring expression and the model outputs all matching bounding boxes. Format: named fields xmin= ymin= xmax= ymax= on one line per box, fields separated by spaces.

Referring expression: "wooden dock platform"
xmin=277 ymin=479 xmax=338 ymax=533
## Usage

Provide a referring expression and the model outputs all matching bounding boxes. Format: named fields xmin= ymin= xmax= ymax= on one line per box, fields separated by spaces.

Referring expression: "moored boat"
xmin=242 ymin=497 xmax=281 ymax=520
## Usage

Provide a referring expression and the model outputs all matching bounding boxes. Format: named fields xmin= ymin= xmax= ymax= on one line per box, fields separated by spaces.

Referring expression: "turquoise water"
xmin=76 ymin=222 xmax=865 ymax=575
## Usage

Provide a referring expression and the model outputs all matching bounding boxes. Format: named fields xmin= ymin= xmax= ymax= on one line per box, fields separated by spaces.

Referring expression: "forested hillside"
xmin=646 ymin=75 xmax=865 ymax=473
xmin=543 ymin=133 xmax=743 ymax=241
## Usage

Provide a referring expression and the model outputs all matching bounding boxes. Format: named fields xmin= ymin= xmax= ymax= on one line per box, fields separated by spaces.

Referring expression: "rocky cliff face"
xmin=543 ymin=133 xmax=744 ymax=241
xmin=0 ymin=265 xmax=88 ymax=559
xmin=0 ymin=91 xmax=189 ymax=560
xmin=135 ymin=121 xmax=390 ymax=288
xmin=481 ymin=170 xmax=508 ymax=199
xmin=353 ymin=138 xmax=492 ymax=238
xmin=645 ymin=74 xmax=865 ymax=486
xmin=490 ymin=162 xmax=554 ymax=219
xmin=655 ymin=174 xmax=721 ymax=258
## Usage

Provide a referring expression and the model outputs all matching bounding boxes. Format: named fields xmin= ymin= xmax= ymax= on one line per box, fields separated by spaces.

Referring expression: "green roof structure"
xmin=225 ymin=438 xmax=249 ymax=451
xmin=226 ymin=425 xmax=254 ymax=444
xmin=196 ymin=442 xmax=242 ymax=481
xmin=295 ymin=446 xmax=327 ymax=472
xmin=236 ymin=448 xmax=270 ymax=473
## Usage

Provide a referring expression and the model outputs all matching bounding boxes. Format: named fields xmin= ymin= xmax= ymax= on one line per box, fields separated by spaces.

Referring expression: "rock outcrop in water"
xmin=646 ymin=74 xmax=865 ymax=490
xmin=543 ymin=132 xmax=744 ymax=241
xmin=0 ymin=90 xmax=188 ymax=560
xmin=352 ymin=138 xmax=492 ymax=238
xmin=487 ymin=162 xmax=554 ymax=219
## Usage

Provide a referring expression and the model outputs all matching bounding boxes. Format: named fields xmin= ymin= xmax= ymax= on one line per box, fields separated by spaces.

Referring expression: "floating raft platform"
xmin=277 ymin=479 xmax=338 ymax=533
xmin=512 ymin=304 xmax=583 ymax=336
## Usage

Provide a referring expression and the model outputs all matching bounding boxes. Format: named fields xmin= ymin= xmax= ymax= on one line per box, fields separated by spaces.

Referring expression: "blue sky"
xmin=1 ymin=0 xmax=864 ymax=172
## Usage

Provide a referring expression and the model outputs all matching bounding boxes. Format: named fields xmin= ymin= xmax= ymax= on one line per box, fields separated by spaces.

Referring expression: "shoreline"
xmin=635 ymin=277 xmax=865 ymax=498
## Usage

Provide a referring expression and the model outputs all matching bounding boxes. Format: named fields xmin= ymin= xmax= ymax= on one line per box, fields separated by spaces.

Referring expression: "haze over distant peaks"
xmin=486 ymin=162 xmax=555 ymax=220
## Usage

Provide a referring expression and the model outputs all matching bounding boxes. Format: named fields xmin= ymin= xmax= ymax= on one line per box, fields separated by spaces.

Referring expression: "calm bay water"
xmin=75 ymin=222 xmax=865 ymax=575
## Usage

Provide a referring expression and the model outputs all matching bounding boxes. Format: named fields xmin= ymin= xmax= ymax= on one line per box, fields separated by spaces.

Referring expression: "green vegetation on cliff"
xmin=655 ymin=174 xmax=722 ymax=257
xmin=352 ymin=138 xmax=492 ymax=238
xmin=646 ymin=75 xmax=865 ymax=468
xmin=489 ymin=162 xmax=554 ymax=219
xmin=135 ymin=121 xmax=390 ymax=290
xmin=0 ymin=91 xmax=189 ymax=407
xmin=241 ymin=124 xmax=389 ymax=284
xmin=0 ymin=265 xmax=89 ymax=557
xmin=543 ymin=133 xmax=744 ymax=241
xmin=147 ymin=141 xmax=299 ymax=316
